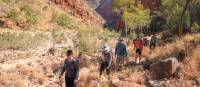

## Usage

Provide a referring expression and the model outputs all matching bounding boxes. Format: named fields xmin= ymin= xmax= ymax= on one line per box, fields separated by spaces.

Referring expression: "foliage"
xmin=128 ymin=32 xmax=137 ymax=40
xmin=7 ymin=9 xmax=19 ymax=22
xmin=165 ymin=4 xmax=190 ymax=32
xmin=0 ymin=31 xmax=48 ymax=50
xmin=113 ymin=0 xmax=151 ymax=32
xmin=2 ymin=0 xmax=11 ymax=4
xmin=23 ymin=5 xmax=38 ymax=24
xmin=51 ymin=13 xmax=72 ymax=28
xmin=76 ymin=27 xmax=119 ymax=52
xmin=160 ymin=0 xmax=193 ymax=34
xmin=189 ymin=0 xmax=200 ymax=24
xmin=191 ymin=22 xmax=200 ymax=32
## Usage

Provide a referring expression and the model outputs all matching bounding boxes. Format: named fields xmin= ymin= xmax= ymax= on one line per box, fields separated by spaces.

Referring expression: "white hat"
xmin=102 ymin=44 xmax=111 ymax=52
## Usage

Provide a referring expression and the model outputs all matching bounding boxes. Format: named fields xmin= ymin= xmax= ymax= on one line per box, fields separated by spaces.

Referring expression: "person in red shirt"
xmin=133 ymin=35 xmax=144 ymax=63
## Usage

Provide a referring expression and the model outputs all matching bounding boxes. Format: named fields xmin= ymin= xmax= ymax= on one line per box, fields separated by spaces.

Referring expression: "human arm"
xmin=74 ymin=60 xmax=80 ymax=81
xmin=115 ymin=44 xmax=118 ymax=56
xmin=108 ymin=52 xmax=113 ymax=69
xmin=59 ymin=61 xmax=66 ymax=79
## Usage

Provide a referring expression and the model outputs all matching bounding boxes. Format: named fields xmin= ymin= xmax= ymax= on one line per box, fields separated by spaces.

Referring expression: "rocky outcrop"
xmin=50 ymin=0 xmax=104 ymax=24
xmin=0 ymin=17 xmax=13 ymax=28
xmin=150 ymin=57 xmax=179 ymax=80
xmin=86 ymin=0 xmax=101 ymax=9
xmin=142 ymin=0 xmax=162 ymax=14
xmin=95 ymin=0 xmax=120 ymax=27
xmin=147 ymin=80 xmax=167 ymax=87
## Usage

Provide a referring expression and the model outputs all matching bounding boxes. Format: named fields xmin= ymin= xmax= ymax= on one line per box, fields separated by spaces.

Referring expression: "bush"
xmin=128 ymin=32 xmax=137 ymax=40
xmin=52 ymin=13 xmax=72 ymax=28
xmin=191 ymin=22 xmax=200 ymax=33
xmin=0 ymin=31 xmax=48 ymax=50
xmin=23 ymin=5 xmax=38 ymax=24
xmin=7 ymin=9 xmax=19 ymax=21
xmin=76 ymin=28 xmax=119 ymax=52
xmin=2 ymin=0 xmax=11 ymax=4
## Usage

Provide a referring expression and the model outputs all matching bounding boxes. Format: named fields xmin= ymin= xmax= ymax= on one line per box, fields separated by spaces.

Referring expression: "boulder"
xmin=78 ymin=68 xmax=90 ymax=86
xmin=177 ymin=50 xmax=186 ymax=62
xmin=192 ymin=78 xmax=200 ymax=86
xmin=150 ymin=57 xmax=179 ymax=80
xmin=147 ymin=80 xmax=167 ymax=87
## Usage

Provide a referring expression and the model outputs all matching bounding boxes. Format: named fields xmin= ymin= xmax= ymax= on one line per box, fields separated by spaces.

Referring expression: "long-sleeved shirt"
xmin=60 ymin=58 xmax=79 ymax=79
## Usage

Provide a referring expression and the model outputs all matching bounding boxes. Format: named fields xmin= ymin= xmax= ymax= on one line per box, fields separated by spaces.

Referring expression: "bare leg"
xmin=135 ymin=54 xmax=138 ymax=63
xmin=139 ymin=55 xmax=141 ymax=63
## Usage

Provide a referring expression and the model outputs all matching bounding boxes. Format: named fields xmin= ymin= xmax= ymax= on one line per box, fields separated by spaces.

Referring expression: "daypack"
xmin=116 ymin=42 xmax=127 ymax=56
xmin=101 ymin=51 xmax=112 ymax=62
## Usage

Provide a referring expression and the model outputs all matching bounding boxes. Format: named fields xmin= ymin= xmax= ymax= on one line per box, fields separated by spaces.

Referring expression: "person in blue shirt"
xmin=115 ymin=37 xmax=128 ymax=70
xmin=59 ymin=50 xmax=79 ymax=87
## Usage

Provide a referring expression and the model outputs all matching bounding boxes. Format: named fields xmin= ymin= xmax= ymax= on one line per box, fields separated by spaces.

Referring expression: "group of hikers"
xmin=59 ymin=34 xmax=158 ymax=87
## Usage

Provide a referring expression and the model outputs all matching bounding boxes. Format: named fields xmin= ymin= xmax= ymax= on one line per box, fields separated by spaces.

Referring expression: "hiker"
xmin=115 ymin=37 xmax=128 ymax=70
xmin=99 ymin=44 xmax=113 ymax=78
xmin=133 ymin=35 xmax=144 ymax=63
xmin=59 ymin=50 xmax=80 ymax=87
xmin=150 ymin=34 xmax=158 ymax=51
xmin=143 ymin=37 xmax=149 ymax=47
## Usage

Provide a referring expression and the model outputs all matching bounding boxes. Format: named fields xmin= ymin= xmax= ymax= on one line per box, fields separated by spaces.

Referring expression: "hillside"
xmin=0 ymin=0 xmax=200 ymax=87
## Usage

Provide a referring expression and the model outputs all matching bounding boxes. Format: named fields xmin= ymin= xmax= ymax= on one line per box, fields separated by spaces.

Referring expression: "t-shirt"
xmin=61 ymin=58 xmax=79 ymax=79
xmin=134 ymin=39 xmax=144 ymax=49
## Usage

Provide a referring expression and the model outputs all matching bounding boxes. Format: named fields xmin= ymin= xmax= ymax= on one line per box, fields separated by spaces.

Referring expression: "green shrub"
xmin=23 ymin=5 xmax=38 ymax=24
xmin=191 ymin=22 xmax=200 ymax=32
xmin=128 ymin=32 xmax=137 ymax=40
xmin=7 ymin=9 xmax=19 ymax=21
xmin=51 ymin=13 xmax=72 ymax=28
xmin=2 ymin=0 xmax=11 ymax=4
xmin=0 ymin=31 xmax=48 ymax=50
xmin=76 ymin=28 xmax=119 ymax=52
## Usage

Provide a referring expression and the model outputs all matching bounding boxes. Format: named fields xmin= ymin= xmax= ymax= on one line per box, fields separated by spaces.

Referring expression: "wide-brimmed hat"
xmin=118 ymin=37 xmax=124 ymax=41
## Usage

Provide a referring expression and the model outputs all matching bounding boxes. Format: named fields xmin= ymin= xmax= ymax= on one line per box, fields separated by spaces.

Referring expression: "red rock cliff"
xmin=50 ymin=0 xmax=104 ymax=24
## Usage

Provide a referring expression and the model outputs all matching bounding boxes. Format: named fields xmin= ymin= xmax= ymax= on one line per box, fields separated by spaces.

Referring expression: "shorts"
xmin=135 ymin=48 xmax=142 ymax=55
xmin=116 ymin=55 xmax=125 ymax=65
xmin=100 ymin=62 xmax=110 ymax=75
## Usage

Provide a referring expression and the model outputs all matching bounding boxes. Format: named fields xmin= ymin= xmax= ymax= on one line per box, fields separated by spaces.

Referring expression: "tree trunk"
xmin=178 ymin=0 xmax=191 ymax=36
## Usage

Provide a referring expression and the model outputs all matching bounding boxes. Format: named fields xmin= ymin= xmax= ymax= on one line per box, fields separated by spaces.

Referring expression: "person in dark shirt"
xmin=59 ymin=50 xmax=80 ymax=87
xmin=115 ymin=37 xmax=128 ymax=70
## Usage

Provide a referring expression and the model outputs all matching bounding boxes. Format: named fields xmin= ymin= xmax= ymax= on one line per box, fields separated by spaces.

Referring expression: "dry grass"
xmin=0 ymin=72 xmax=24 ymax=87
xmin=146 ymin=34 xmax=200 ymax=81
xmin=181 ymin=45 xmax=200 ymax=80
xmin=29 ymin=68 xmax=46 ymax=85
xmin=0 ymin=31 xmax=48 ymax=50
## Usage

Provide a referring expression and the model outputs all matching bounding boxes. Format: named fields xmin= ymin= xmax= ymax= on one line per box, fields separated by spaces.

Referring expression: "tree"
xmin=178 ymin=0 xmax=191 ymax=36
xmin=161 ymin=0 xmax=200 ymax=35
xmin=112 ymin=0 xmax=151 ymax=35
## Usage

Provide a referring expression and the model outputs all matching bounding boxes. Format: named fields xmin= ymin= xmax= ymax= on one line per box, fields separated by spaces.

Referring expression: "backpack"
xmin=116 ymin=42 xmax=127 ymax=56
